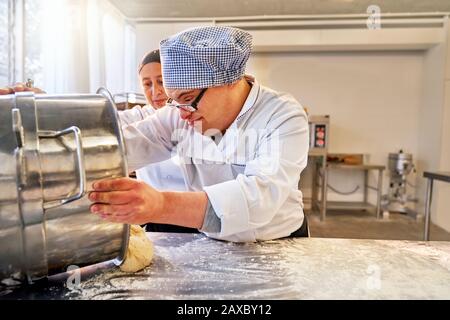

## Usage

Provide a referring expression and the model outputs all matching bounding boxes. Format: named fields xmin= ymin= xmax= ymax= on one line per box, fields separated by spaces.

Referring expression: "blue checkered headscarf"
xmin=159 ymin=26 xmax=252 ymax=89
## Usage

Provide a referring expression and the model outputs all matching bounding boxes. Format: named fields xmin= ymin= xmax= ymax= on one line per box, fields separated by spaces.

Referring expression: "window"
xmin=24 ymin=0 xmax=44 ymax=86
xmin=0 ymin=0 xmax=137 ymax=93
xmin=0 ymin=0 xmax=9 ymax=85
xmin=0 ymin=0 xmax=44 ymax=86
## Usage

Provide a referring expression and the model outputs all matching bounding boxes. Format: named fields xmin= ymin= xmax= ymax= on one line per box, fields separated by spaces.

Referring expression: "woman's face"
xmin=139 ymin=62 xmax=168 ymax=109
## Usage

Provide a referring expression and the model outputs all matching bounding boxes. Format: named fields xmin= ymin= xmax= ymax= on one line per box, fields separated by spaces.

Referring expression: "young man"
xmin=89 ymin=26 xmax=310 ymax=242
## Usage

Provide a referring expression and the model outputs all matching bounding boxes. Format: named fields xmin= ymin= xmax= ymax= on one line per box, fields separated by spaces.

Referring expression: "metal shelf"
xmin=322 ymin=201 xmax=376 ymax=211
xmin=310 ymin=162 xmax=385 ymax=221
xmin=308 ymin=149 xmax=327 ymax=157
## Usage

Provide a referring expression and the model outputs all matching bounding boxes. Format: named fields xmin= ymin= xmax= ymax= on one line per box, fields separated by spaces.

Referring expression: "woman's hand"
xmin=0 ymin=82 xmax=46 ymax=95
xmin=88 ymin=177 xmax=165 ymax=225
xmin=0 ymin=87 xmax=13 ymax=94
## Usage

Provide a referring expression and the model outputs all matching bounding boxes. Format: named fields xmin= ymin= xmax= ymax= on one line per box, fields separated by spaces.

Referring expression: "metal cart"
xmin=312 ymin=162 xmax=385 ymax=220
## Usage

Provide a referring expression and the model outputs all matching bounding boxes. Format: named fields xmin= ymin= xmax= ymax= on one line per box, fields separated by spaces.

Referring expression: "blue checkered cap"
xmin=160 ymin=26 xmax=252 ymax=89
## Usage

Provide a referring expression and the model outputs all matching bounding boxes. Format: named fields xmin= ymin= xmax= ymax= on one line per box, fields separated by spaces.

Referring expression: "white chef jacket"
xmin=119 ymin=105 xmax=186 ymax=191
xmin=121 ymin=76 xmax=309 ymax=242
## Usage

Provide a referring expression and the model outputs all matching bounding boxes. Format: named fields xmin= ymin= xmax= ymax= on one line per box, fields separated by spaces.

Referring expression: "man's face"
xmin=165 ymin=87 xmax=228 ymax=134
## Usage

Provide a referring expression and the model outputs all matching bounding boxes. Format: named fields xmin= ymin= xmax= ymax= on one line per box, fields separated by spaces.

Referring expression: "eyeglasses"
xmin=166 ymin=88 xmax=207 ymax=112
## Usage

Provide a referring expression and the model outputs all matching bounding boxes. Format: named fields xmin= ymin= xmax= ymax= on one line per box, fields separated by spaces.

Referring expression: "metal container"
xmin=388 ymin=151 xmax=414 ymax=176
xmin=0 ymin=88 xmax=129 ymax=284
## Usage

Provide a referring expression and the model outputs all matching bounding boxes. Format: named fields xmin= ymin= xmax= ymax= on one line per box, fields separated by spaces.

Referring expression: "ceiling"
xmin=109 ymin=0 xmax=450 ymax=19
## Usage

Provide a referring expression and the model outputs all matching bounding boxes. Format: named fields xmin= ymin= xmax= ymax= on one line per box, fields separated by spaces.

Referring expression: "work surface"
xmin=2 ymin=233 xmax=450 ymax=299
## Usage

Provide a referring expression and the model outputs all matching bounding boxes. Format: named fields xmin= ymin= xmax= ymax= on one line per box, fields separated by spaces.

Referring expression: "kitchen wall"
xmin=135 ymin=22 xmax=211 ymax=66
xmin=246 ymin=51 xmax=423 ymax=205
xmin=134 ymin=20 xmax=450 ymax=231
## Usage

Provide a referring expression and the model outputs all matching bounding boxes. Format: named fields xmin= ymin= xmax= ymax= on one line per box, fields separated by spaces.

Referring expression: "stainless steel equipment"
xmin=389 ymin=151 xmax=414 ymax=177
xmin=0 ymin=88 xmax=130 ymax=284
xmin=309 ymin=115 xmax=329 ymax=152
xmin=113 ymin=92 xmax=147 ymax=110
xmin=423 ymin=171 xmax=450 ymax=240
xmin=382 ymin=150 xmax=418 ymax=217
xmin=307 ymin=115 xmax=329 ymax=221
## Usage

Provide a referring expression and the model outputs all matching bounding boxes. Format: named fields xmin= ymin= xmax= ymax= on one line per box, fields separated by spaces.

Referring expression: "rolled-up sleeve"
xmin=203 ymin=107 xmax=309 ymax=239
xmin=199 ymin=197 xmax=222 ymax=233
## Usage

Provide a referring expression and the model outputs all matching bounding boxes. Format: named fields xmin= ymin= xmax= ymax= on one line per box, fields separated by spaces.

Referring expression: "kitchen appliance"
xmin=113 ymin=92 xmax=147 ymax=110
xmin=307 ymin=115 xmax=329 ymax=219
xmin=309 ymin=115 xmax=329 ymax=152
xmin=382 ymin=150 xmax=418 ymax=217
xmin=0 ymin=88 xmax=130 ymax=284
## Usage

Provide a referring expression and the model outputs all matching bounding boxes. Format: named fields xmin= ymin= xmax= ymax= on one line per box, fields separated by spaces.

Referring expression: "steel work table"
xmin=423 ymin=171 xmax=450 ymax=241
xmin=1 ymin=232 xmax=450 ymax=300
xmin=312 ymin=163 xmax=385 ymax=221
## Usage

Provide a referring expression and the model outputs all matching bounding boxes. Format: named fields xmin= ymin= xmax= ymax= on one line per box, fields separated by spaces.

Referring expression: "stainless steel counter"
xmin=423 ymin=171 xmax=450 ymax=240
xmin=2 ymin=233 xmax=450 ymax=299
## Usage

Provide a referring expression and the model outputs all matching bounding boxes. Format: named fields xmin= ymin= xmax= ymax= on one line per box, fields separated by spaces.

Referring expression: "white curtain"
xmin=40 ymin=0 xmax=137 ymax=94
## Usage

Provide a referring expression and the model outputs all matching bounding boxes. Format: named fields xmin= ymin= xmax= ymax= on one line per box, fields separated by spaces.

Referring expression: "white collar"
xmin=235 ymin=74 xmax=260 ymax=124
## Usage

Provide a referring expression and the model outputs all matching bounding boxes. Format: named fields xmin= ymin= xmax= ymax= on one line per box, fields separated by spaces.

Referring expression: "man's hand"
xmin=89 ymin=177 xmax=164 ymax=225
xmin=0 ymin=83 xmax=45 ymax=95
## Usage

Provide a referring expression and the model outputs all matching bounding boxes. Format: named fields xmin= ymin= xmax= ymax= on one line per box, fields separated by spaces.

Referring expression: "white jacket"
xmin=121 ymin=77 xmax=309 ymax=242
xmin=119 ymin=105 xmax=186 ymax=191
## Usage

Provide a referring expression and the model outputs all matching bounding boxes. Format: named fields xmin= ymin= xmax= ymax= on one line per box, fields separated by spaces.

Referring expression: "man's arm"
xmin=121 ymin=107 xmax=180 ymax=171
xmin=89 ymin=177 xmax=207 ymax=229
xmin=159 ymin=191 xmax=208 ymax=228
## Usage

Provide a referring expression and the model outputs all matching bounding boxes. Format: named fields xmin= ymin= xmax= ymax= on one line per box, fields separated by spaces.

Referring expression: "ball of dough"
xmin=120 ymin=225 xmax=154 ymax=273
